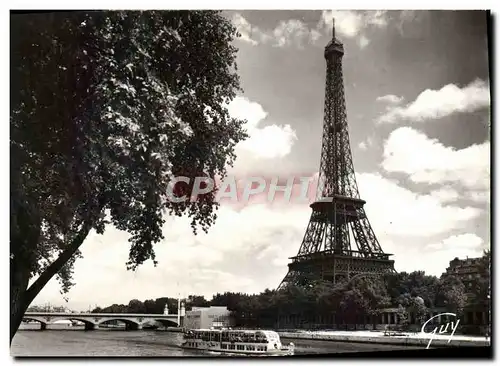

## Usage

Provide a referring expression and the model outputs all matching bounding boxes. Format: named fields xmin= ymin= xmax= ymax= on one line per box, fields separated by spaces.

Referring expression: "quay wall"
xmin=278 ymin=332 xmax=491 ymax=348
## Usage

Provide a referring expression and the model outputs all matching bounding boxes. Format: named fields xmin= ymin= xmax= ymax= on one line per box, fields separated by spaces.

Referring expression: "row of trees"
xmin=91 ymin=251 xmax=489 ymax=333
xmin=92 ymin=295 xmax=211 ymax=314
xmin=27 ymin=305 xmax=70 ymax=313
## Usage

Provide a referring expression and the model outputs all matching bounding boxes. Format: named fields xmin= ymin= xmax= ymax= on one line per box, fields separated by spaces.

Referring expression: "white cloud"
xmin=273 ymin=19 xmax=322 ymax=48
xmin=429 ymin=186 xmax=460 ymax=203
xmin=226 ymin=96 xmax=297 ymax=161
xmin=232 ymin=11 xmax=389 ymax=50
xmin=358 ymin=136 xmax=375 ymax=151
xmin=323 ymin=10 xmax=364 ymax=38
xmin=357 ymin=35 xmax=370 ymax=48
xmin=239 ymin=124 xmax=297 ymax=159
xmin=357 ymin=172 xmax=482 ymax=238
xmin=422 ymin=234 xmax=486 ymax=275
xmin=310 ymin=29 xmax=322 ymax=43
xmin=226 ymin=95 xmax=268 ymax=131
xmin=231 ymin=14 xmax=320 ymax=48
xmin=381 ymin=127 xmax=490 ymax=201
xmin=357 ymin=173 xmax=486 ymax=277
xmin=365 ymin=10 xmax=389 ymax=27
xmin=231 ymin=13 xmax=260 ymax=46
xmin=385 ymin=233 xmax=486 ymax=276
xmin=377 ymin=94 xmax=404 ymax=105
xmin=319 ymin=10 xmax=388 ymax=48
xmin=397 ymin=10 xmax=428 ymax=38
xmin=399 ymin=10 xmax=418 ymax=24
xmin=468 ymin=190 xmax=490 ymax=204
xmin=425 ymin=233 xmax=484 ymax=252
xmin=377 ymin=79 xmax=490 ymax=124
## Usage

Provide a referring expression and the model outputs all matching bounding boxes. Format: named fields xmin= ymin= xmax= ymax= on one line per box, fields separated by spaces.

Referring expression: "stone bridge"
xmin=23 ymin=312 xmax=183 ymax=330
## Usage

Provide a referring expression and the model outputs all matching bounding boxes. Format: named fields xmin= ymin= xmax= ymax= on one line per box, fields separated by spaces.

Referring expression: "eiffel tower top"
xmin=325 ymin=17 xmax=344 ymax=58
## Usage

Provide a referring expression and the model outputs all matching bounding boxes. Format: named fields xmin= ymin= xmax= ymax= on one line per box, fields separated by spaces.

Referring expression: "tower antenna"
xmin=332 ymin=17 xmax=335 ymax=39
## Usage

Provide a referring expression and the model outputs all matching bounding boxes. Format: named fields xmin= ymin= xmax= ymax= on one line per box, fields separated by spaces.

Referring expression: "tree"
xmin=437 ymin=276 xmax=467 ymax=317
xmin=410 ymin=296 xmax=429 ymax=326
xmin=396 ymin=304 xmax=410 ymax=331
xmin=185 ymin=295 xmax=210 ymax=310
xmin=128 ymin=299 xmax=146 ymax=314
xmin=143 ymin=299 xmax=157 ymax=314
xmin=469 ymin=250 xmax=491 ymax=305
xmin=154 ymin=297 xmax=171 ymax=314
xmin=336 ymin=277 xmax=390 ymax=329
xmin=10 ymin=10 xmax=247 ymax=342
xmin=26 ymin=305 xmax=45 ymax=312
xmin=386 ymin=271 xmax=439 ymax=308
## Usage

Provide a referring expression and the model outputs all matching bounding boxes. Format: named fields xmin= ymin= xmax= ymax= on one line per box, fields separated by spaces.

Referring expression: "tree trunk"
xmin=10 ymin=197 xmax=41 ymax=345
xmin=10 ymin=262 xmax=31 ymax=345
xmin=10 ymin=218 xmax=95 ymax=344
xmin=25 ymin=219 xmax=93 ymax=303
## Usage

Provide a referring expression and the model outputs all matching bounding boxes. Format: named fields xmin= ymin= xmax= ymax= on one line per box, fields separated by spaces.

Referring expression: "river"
xmin=11 ymin=324 xmax=422 ymax=357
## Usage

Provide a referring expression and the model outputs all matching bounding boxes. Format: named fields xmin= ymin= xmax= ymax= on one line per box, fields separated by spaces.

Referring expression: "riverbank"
xmin=278 ymin=330 xmax=491 ymax=348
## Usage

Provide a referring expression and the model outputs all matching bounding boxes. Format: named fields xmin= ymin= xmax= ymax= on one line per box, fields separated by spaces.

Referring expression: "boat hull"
xmin=180 ymin=344 xmax=293 ymax=356
xmin=181 ymin=328 xmax=294 ymax=356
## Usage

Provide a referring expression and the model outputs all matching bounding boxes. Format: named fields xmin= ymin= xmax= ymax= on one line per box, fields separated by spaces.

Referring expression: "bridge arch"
xmin=97 ymin=318 xmax=142 ymax=330
xmin=22 ymin=316 xmax=97 ymax=330
xmin=49 ymin=317 xmax=97 ymax=329
xmin=154 ymin=319 xmax=179 ymax=327
xmin=22 ymin=316 xmax=48 ymax=326
xmin=22 ymin=313 xmax=183 ymax=331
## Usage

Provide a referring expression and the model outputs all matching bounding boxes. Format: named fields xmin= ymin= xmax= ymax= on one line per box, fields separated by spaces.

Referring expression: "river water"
xmin=11 ymin=324 xmax=421 ymax=357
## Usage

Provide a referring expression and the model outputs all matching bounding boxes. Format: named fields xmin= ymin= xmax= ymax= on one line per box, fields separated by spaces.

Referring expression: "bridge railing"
xmin=24 ymin=312 xmax=182 ymax=317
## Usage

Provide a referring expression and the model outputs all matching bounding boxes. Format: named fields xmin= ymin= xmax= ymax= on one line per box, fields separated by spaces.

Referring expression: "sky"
xmin=29 ymin=10 xmax=491 ymax=311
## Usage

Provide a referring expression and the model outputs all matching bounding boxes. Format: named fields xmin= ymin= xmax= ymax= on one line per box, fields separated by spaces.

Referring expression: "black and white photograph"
xmin=9 ymin=6 xmax=492 ymax=359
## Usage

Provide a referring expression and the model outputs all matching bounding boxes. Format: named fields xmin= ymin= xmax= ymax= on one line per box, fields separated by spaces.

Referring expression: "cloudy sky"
xmin=31 ymin=10 xmax=490 ymax=311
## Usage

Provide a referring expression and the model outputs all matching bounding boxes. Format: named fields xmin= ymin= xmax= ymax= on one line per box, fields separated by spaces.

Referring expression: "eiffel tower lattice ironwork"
xmin=278 ymin=20 xmax=395 ymax=290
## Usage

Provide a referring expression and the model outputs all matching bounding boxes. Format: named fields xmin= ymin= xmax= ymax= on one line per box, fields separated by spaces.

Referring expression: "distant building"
xmin=441 ymin=256 xmax=485 ymax=294
xmin=184 ymin=306 xmax=232 ymax=329
xmin=441 ymin=255 xmax=489 ymax=331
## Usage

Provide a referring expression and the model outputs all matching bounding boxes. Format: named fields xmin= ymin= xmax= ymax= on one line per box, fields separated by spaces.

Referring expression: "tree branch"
xmin=24 ymin=218 xmax=93 ymax=306
xmin=24 ymin=198 xmax=105 ymax=307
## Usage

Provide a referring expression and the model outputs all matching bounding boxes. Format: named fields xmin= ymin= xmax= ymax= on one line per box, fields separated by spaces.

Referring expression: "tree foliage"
xmin=436 ymin=275 xmax=467 ymax=316
xmin=10 ymin=10 xmax=247 ymax=342
xmin=469 ymin=250 xmax=491 ymax=305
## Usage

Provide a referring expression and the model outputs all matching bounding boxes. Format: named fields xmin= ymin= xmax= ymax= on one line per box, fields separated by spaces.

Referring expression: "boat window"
xmin=246 ymin=345 xmax=255 ymax=351
xmin=237 ymin=345 xmax=244 ymax=350
xmin=255 ymin=332 xmax=266 ymax=343
xmin=230 ymin=344 xmax=235 ymax=350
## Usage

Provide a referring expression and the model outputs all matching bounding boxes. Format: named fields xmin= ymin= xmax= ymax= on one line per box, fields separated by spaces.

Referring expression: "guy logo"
xmin=421 ymin=312 xmax=460 ymax=349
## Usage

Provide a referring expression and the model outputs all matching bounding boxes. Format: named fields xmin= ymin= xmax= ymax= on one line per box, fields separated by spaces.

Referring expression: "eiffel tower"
xmin=278 ymin=19 xmax=395 ymax=289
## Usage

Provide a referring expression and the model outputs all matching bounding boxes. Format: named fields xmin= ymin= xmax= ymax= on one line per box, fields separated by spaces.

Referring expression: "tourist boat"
xmin=181 ymin=328 xmax=295 ymax=356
